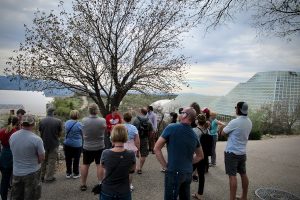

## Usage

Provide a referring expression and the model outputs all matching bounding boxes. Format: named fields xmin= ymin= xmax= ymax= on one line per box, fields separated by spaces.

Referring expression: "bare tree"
xmin=273 ymin=100 xmax=300 ymax=134
xmin=191 ymin=0 xmax=300 ymax=38
xmin=253 ymin=0 xmax=300 ymax=38
xmin=6 ymin=0 xmax=198 ymax=116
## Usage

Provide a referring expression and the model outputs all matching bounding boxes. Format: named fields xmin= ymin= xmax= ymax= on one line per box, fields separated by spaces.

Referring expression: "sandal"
xmin=192 ymin=175 xmax=198 ymax=182
xmin=192 ymin=193 xmax=202 ymax=200
xmin=80 ymin=185 xmax=87 ymax=191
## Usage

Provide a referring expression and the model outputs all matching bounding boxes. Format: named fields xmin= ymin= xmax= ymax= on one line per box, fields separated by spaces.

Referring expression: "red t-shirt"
xmin=0 ymin=127 xmax=17 ymax=147
xmin=105 ymin=113 xmax=122 ymax=133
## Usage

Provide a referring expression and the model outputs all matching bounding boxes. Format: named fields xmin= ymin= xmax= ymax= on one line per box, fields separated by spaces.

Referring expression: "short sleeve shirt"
xmin=10 ymin=129 xmax=45 ymax=176
xmin=101 ymin=149 xmax=136 ymax=195
xmin=161 ymin=123 xmax=200 ymax=173
xmin=64 ymin=120 xmax=83 ymax=147
xmin=223 ymin=116 xmax=252 ymax=155
xmin=124 ymin=123 xmax=138 ymax=140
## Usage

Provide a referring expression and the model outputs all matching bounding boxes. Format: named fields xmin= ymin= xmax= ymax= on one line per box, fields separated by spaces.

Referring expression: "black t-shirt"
xmin=101 ymin=149 xmax=136 ymax=195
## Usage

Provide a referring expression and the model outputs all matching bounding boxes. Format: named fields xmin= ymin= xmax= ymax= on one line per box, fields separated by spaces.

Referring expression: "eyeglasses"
xmin=181 ymin=111 xmax=189 ymax=116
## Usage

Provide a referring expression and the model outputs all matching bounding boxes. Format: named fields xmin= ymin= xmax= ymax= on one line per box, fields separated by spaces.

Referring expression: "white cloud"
xmin=0 ymin=0 xmax=299 ymax=96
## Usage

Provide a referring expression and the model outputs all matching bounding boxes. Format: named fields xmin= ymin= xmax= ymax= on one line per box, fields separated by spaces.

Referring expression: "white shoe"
xmin=66 ymin=174 xmax=72 ymax=179
xmin=130 ymin=184 xmax=134 ymax=191
xmin=73 ymin=174 xmax=81 ymax=179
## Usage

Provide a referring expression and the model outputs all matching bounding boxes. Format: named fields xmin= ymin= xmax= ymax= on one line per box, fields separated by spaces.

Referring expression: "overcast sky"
xmin=1 ymin=0 xmax=299 ymax=96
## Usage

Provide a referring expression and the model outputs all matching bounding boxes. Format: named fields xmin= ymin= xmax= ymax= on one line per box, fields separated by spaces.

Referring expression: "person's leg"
xmin=229 ymin=176 xmax=238 ymax=200
xmin=204 ymin=155 xmax=209 ymax=173
xmin=64 ymin=145 xmax=72 ymax=176
xmin=240 ymin=174 xmax=249 ymax=200
xmin=0 ymin=167 xmax=12 ymax=200
xmin=137 ymin=138 xmax=148 ymax=172
xmin=139 ymin=157 xmax=146 ymax=171
xmin=148 ymin=131 xmax=154 ymax=152
xmin=178 ymin=172 xmax=192 ymax=200
xmin=164 ymin=171 xmax=179 ymax=200
xmin=211 ymin=135 xmax=217 ymax=165
xmin=73 ymin=147 xmax=82 ymax=176
xmin=23 ymin=170 xmax=41 ymax=200
xmin=197 ymin=161 xmax=205 ymax=195
xmin=45 ymin=147 xmax=58 ymax=181
xmin=11 ymin=175 xmax=25 ymax=200
xmin=40 ymin=150 xmax=49 ymax=180
xmin=81 ymin=164 xmax=90 ymax=186
xmin=104 ymin=132 xmax=112 ymax=149
xmin=225 ymin=152 xmax=239 ymax=200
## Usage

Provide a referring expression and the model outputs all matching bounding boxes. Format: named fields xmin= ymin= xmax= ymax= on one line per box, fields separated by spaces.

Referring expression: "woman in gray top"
xmin=99 ymin=124 xmax=136 ymax=200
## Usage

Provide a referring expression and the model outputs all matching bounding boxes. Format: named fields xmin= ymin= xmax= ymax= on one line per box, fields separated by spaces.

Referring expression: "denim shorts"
xmin=224 ymin=152 xmax=247 ymax=176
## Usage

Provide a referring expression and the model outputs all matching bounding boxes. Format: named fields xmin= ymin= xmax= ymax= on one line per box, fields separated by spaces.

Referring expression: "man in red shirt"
xmin=105 ymin=107 xmax=122 ymax=149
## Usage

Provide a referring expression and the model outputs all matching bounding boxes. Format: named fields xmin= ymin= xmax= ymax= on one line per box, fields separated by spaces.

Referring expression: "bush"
xmin=248 ymin=130 xmax=262 ymax=140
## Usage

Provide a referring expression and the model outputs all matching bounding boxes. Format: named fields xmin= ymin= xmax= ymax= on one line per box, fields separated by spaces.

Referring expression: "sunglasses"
xmin=181 ymin=111 xmax=189 ymax=116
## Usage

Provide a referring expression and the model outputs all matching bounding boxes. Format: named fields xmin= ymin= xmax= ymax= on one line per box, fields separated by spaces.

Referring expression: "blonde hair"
xmin=111 ymin=124 xmax=128 ymax=143
xmin=210 ymin=111 xmax=217 ymax=117
xmin=70 ymin=110 xmax=79 ymax=120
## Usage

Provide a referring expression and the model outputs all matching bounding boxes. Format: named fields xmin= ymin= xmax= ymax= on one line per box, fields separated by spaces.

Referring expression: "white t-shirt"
xmin=10 ymin=129 xmax=45 ymax=176
xmin=223 ymin=116 xmax=252 ymax=155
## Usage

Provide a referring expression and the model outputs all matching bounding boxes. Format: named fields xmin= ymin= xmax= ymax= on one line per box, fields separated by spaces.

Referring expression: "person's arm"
xmin=153 ymin=114 xmax=158 ymax=132
xmin=154 ymin=137 xmax=167 ymax=169
xmin=37 ymin=139 xmax=45 ymax=163
xmin=98 ymin=163 xmax=105 ymax=182
xmin=134 ymin=133 xmax=140 ymax=151
xmin=217 ymin=120 xmax=225 ymax=126
xmin=38 ymin=153 xmax=45 ymax=164
xmin=193 ymin=146 xmax=204 ymax=164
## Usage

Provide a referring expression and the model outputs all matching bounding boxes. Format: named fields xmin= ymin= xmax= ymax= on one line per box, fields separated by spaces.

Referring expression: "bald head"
xmin=179 ymin=107 xmax=196 ymax=124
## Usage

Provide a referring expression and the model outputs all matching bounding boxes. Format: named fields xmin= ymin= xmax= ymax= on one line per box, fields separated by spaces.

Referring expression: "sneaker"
xmin=192 ymin=175 xmax=198 ymax=182
xmin=66 ymin=174 xmax=72 ymax=179
xmin=160 ymin=168 xmax=166 ymax=173
xmin=130 ymin=184 xmax=134 ymax=191
xmin=73 ymin=174 xmax=81 ymax=179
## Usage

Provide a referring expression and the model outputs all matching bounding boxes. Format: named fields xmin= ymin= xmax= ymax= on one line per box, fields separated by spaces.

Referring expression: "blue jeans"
xmin=100 ymin=191 xmax=131 ymax=200
xmin=0 ymin=147 xmax=13 ymax=200
xmin=164 ymin=171 xmax=192 ymax=200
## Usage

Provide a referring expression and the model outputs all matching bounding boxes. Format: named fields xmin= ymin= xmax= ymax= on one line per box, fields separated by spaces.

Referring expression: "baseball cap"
xmin=237 ymin=102 xmax=248 ymax=115
xmin=21 ymin=114 xmax=35 ymax=125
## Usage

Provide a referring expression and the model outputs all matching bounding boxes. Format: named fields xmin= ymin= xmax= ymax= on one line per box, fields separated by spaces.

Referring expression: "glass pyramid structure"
xmin=210 ymin=71 xmax=300 ymax=116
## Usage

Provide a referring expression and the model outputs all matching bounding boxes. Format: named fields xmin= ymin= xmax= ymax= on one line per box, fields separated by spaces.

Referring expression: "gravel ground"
xmin=40 ymin=135 xmax=300 ymax=200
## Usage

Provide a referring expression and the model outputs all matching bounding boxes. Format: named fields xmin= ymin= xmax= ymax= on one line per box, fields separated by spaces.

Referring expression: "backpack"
xmin=198 ymin=128 xmax=213 ymax=156
xmin=137 ymin=116 xmax=150 ymax=138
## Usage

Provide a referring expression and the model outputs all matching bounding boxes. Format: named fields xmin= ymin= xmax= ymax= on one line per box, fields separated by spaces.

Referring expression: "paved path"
xmin=41 ymin=136 xmax=300 ymax=200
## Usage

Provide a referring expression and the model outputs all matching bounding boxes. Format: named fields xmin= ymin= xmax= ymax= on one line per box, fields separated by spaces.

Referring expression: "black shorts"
xmin=82 ymin=149 xmax=104 ymax=165
xmin=140 ymin=137 xmax=149 ymax=157
xmin=224 ymin=152 xmax=246 ymax=176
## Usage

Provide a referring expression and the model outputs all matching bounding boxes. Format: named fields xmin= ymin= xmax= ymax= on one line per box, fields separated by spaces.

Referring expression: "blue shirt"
xmin=124 ymin=123 xmax=138 ymax=140
xmin=210 ymin=119 xmax=218 ymax=136
xmin=161 ymin=123 xmax=200 ymax=173
xmin=64 ymin=120 xmax=83 ymax=148
xmin=223 ymin=116 xmax=252 ymax=155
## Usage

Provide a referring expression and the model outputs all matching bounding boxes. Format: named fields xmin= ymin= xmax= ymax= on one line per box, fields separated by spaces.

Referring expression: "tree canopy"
xmin=6 ymin=0 xmax=200 ymax=116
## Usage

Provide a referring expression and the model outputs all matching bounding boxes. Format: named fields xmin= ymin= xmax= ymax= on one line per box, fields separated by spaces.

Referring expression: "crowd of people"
xmin=0 ymin=100 xmax=252 ymax=200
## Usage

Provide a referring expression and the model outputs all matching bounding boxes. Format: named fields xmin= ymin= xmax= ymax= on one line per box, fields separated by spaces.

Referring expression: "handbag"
xmin=63 ymin=121 xmax=77 ymax=150
xmin=91 ymin=151 xmax=124 ymax=195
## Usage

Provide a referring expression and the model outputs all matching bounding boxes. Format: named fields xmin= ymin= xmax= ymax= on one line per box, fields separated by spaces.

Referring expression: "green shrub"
xmin=248 ymin=130 xmax=262 ymax=140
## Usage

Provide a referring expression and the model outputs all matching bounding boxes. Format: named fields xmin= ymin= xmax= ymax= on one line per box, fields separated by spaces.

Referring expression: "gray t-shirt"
xmin=9 ymin=129 xmax=45 ymax=176
xmin=82 ymin=115 xmax=106 ymax=151
xmin=101 ymin=149 xmax=136 ymax=195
